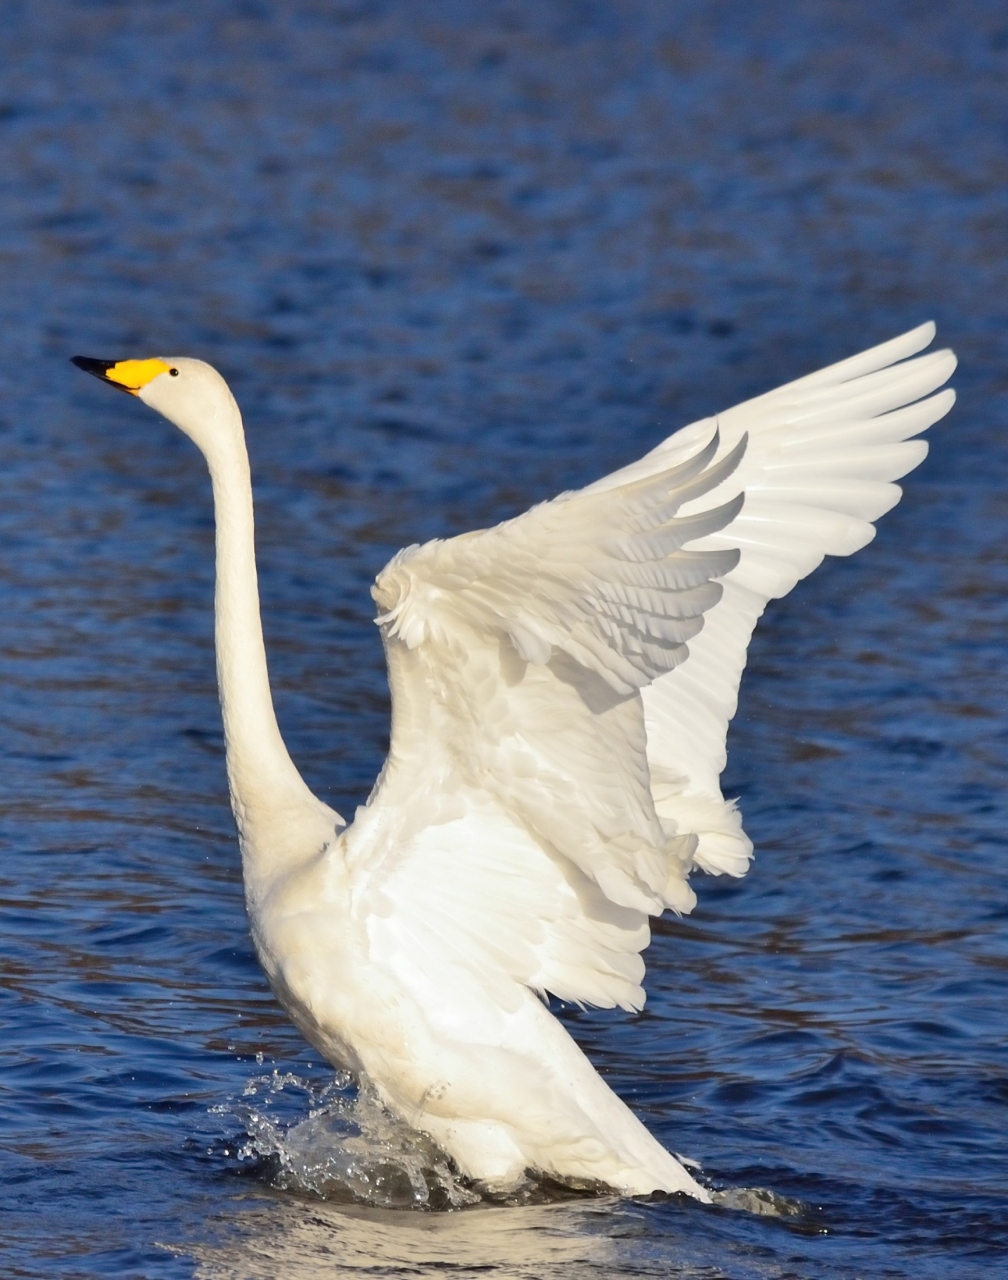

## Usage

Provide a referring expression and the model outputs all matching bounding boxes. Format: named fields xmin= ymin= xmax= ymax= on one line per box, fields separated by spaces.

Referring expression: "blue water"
xmin=1 ymin=1 xmax=1006 ymax=1275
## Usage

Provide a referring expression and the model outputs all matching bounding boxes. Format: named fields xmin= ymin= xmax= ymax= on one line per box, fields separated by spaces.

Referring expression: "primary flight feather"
xmin=71 ymin=322 xmax=955 ymax=1199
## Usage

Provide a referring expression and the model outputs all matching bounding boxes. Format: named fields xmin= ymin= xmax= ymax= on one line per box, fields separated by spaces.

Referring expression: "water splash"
xmin=212 ymin=1067 xmax=815 ymax=1224
xmin=212 ymin=1068 xmax=481 ymax=1209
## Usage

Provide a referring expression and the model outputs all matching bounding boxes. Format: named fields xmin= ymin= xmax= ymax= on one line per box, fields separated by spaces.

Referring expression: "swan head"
xmin=71 ymin=355 xmax=239 ymax=457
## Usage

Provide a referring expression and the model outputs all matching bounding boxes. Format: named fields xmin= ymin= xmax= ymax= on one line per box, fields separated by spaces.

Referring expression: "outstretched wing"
xmin=348 ymin=323 xmax=955 ymax=1013
xmin=607 ymin=322 xmax=956 ymax=877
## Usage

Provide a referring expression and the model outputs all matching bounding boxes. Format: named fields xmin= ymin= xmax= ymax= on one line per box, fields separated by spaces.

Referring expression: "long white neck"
xmin=203 ymin=407 xmax=340 ymax=903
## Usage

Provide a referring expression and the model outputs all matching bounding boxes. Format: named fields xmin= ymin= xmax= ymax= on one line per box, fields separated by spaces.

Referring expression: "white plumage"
xmin=73 ymin=322 xmax=955 ymax=1200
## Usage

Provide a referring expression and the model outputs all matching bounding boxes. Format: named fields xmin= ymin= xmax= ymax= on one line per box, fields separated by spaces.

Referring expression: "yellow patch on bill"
xmin=104 ymin=358 xmax=172 ymax=394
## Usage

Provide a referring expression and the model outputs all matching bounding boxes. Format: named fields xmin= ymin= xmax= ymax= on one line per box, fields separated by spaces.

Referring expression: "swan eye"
xmin=169 ymin=367 xmax=179 ymax=377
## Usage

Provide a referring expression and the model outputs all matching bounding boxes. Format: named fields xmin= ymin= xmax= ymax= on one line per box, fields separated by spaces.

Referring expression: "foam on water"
xmin=710 ymin=1186 xmax=806 ymax=1219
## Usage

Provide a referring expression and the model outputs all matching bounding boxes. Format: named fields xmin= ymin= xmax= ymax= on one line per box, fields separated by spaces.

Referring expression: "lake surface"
xmin=1 ymin=2 xmax=1006 ymax=1276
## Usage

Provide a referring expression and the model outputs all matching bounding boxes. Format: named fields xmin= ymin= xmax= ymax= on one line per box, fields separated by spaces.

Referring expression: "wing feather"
xmin=641 ymin=324 xmax=956 ymax=875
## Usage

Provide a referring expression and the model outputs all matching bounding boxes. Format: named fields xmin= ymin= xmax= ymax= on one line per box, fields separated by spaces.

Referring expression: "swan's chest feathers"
xmin=245 ymin=839 xmax=363 ymax=1066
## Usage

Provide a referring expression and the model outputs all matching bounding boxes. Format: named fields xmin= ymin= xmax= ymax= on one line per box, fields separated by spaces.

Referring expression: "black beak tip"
xmin=70 ymin=356 xmax=135 ymax=395
xmin=71 ymin=356 xmax=111 ymax=377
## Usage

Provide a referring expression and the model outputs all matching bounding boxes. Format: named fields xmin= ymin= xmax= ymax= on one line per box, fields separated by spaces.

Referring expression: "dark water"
xmin=1 ymin=1 xmax=1007 ymax=1275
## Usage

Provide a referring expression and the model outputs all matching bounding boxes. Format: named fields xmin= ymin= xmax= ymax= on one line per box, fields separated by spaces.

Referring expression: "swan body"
xmin=72 ymin=325 xmax=956 ymax=1199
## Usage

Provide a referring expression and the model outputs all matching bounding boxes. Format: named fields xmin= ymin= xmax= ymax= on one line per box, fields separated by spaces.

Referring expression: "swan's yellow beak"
xmin=71 ymin=356 xmax=172 ymax=396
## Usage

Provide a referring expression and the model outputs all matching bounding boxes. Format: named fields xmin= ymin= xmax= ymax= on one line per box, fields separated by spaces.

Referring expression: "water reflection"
xmin=189 ymin=1197 xmax=623 ymax=1280
xmin=186 ymin=1183 xmax=814 ymax=1280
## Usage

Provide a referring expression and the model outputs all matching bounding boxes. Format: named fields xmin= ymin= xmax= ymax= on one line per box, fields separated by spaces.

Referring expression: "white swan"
xmin=72 ymin=323 xmax=955 ymax=1200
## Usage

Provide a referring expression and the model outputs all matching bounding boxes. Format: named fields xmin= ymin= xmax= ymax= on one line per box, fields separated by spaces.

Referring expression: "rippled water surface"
xmin=2 ymin=2 xmax=1007 ymax=1276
